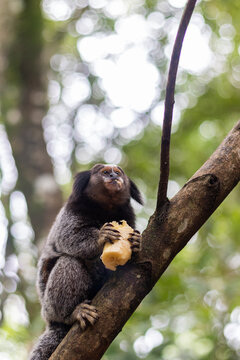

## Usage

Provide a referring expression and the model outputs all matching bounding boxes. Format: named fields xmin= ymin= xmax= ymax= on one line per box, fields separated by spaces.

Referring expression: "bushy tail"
xmin=29 ymin=323 xmax=69 ymax=360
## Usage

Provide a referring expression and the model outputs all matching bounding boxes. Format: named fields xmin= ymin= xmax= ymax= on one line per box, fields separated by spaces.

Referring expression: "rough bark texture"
xmin=50 ymin=122 xmax=240 ymax=360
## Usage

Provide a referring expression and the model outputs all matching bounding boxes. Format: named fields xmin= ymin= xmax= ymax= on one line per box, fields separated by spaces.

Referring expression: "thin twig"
xmin=157 ymin=0 xmax=197 ymax=210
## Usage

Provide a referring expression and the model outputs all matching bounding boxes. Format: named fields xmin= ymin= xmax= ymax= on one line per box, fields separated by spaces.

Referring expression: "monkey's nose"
xmin=110 ymin=172 xmax=118 ymax=179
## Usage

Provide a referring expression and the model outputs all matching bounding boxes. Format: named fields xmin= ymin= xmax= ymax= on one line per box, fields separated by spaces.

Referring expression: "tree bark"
xmin=158 ymin=0 xmax=197 ymax=208
xmin=50 ymin=121 xmax=240 ymax=360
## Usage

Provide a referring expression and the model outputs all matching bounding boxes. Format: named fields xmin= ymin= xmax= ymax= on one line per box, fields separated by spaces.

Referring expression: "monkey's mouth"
xmin=105 ymin=179 xmax=123 ymax=191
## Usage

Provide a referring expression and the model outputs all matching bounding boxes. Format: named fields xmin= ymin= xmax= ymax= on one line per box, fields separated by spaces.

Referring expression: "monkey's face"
xmin=99 ymin=165 xmax=124 ymax=191
xmin=85 ymin=164 xmax=130 ymax=207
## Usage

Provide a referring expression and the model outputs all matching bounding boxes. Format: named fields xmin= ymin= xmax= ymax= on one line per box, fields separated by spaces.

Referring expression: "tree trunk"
xmin=4 ymin=0 xmax=62 ymax=242
xmin=50 ymin=121 xmax=240 ymax=360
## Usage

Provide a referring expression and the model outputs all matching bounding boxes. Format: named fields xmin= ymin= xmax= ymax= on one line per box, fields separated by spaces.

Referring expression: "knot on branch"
xmin=184 ymin=173 xmax=220 ymax=211
xmin=207 ymin=174 xmax=219 ymax=187
xmin=184 ymin=173 xmax=220 ymax=190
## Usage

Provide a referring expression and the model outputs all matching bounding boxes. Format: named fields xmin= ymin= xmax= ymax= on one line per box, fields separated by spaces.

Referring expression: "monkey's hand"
xmin=71 ymin=301 xmax=99 ymax=331
xmin=128 ymin=230 xmax=141 ymax=253
xmin=98 ymin=222 xmax=121 ymax=247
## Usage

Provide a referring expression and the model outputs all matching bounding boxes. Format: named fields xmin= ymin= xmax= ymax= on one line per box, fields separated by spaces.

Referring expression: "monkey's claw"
xmin=73 ymin=302 xmax=99 ymax=331
xmin=128 ymin=230 xmax=141 ymax=252
xmin=99 ymin=222 xmax=121 ymax=246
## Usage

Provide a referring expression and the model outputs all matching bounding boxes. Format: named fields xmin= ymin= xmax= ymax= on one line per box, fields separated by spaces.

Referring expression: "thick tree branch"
xmin=50 ymin=121 xmax=240 ymax=360
xmin=157 ymin=0 xmax=197 ymax=209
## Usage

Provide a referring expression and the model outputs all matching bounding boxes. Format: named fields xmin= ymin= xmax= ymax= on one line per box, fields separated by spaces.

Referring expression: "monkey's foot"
xmin=72 ymin=302 xmax=99 ymax=331
xmin=128 ymin=230 xmax=141 ymax=252
xmin=99 ymin=222 xmax=121 ymax=246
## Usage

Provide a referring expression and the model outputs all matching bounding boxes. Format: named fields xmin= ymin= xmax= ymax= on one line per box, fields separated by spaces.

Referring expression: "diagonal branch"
xmin=157 ymin=0 xmax=198 ymax=209
xmin=50 ymin=121 xmax=240 ymax=360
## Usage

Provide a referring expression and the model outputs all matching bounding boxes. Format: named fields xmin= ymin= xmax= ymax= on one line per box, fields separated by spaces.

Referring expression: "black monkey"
xmin=29 ymin=164 xmax=143 ymax=360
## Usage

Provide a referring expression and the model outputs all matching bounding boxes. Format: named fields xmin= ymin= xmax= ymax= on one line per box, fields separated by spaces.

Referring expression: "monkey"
xmin=29 ymin=164 xmax=143 ymax=360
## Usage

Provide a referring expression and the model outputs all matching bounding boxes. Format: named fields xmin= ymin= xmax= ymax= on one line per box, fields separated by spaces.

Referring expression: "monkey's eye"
xmin=103 ymin=170 xmax=109 ymax=174
xmin=115 ymin=171 xmax=120 ymax=175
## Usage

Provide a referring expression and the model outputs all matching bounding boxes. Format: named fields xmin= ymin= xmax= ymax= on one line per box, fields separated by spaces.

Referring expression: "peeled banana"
xmin=101 ymin=220 xmax=133 ymax=271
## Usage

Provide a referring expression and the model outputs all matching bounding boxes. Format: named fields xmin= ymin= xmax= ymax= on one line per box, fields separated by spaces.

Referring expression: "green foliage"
xmin=0 ymin=0 xmax=240 ymax=359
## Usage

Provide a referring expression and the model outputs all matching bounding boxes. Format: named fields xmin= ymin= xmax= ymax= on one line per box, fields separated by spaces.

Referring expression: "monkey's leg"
xmin=29 ymin=323 xmax=69 ymax=360
xmin=42 ymin=256 xmax=98 ymax=330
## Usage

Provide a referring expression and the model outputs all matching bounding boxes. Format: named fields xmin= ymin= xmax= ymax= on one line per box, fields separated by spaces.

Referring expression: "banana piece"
xmin=101 ymin=220 xmax=133 ymax=271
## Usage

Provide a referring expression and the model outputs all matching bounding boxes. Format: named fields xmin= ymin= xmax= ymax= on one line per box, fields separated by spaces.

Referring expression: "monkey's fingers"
xmin=102 ymin=222 xmax=114 ymax=228
xmin=130 ymin=242 xmax=141 ymax=252
xmin=99 ymin=229 xmax=121 ymax=246
xmin=81 ymin=303 xmax=98 ymax=314
xmin=105 ymin=231 xmax=121 ymax=242
xmin=128 ymin=238 xmax=140 ymax=247
xmin=100 ymin=223 xmax=115 ymax=233
xmin=128 ymin=231 xmax=142 ymax=252
xmin=129 ymin=231 xmax=141 ymax=241
xmin=101 ymin=228 xmax=121 ymax=237
xmin=82 ymin=309 xmax=99 ymax=322
xmin=74 ymin=303 xmax=99 ymax=330
xmin=82 ymin=313 xmax=97 ymax=326
xmin=72 ymin=302 xmax=97 ymax=315
xmin=76 ymin=313 xmax=87 ymax=331
xmin=84 ymin=309 xmax=99 ymax=319
xmin=130 ymin=230 xmax=141 ymax=236
xmin=80 ymin=307 xmax=99 ymax=325
xmin=99 ymin=233 xmax=117 ymax=246
xmin=101 ymin=228 xmax=121 ymax=236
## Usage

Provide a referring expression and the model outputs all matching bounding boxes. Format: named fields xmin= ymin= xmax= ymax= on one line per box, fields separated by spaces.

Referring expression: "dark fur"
xmin=29 ymin=164 xmax=142 ymax=360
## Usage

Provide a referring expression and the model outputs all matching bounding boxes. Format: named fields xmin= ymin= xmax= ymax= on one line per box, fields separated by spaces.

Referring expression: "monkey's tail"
xmin=29 ymin=322 xmax=70 ymax=360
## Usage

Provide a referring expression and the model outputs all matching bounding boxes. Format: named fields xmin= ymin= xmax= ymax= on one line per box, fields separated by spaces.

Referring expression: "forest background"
xmin=0 ymin=0 xmax=240 ymax=359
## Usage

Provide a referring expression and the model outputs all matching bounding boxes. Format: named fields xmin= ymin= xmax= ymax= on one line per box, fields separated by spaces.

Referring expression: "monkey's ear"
xmin=71 ymin=171 xmax=91 ymax=201
xmin=129 ymin=179 xmax=143 ymax=205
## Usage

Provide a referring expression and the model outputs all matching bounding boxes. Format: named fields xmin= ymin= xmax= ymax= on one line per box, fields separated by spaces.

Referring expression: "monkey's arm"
xmin=56 ymin=225 xmax=101 ymax=259
xmin=50 ymin=208 xmax=119 ymax=259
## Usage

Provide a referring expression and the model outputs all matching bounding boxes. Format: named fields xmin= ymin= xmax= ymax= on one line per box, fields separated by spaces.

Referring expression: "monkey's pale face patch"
xmin=98 ymin=165 xmax=124 ymax=192
xmin=102 ymin=167 xmax=124 ymax=192
xmin=85 ymin=164 xmax=130 ymax=207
